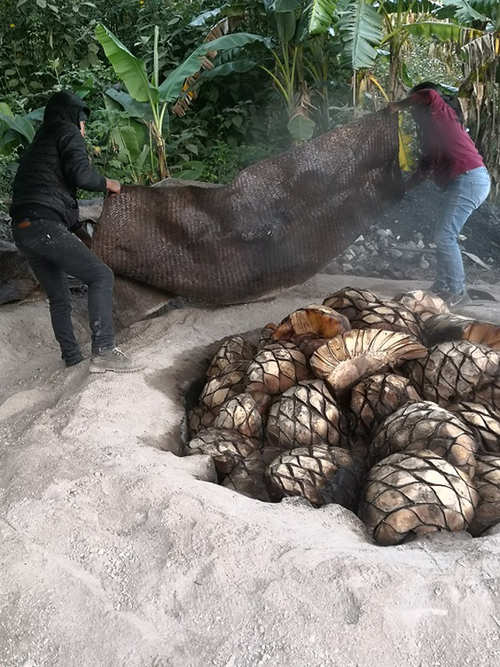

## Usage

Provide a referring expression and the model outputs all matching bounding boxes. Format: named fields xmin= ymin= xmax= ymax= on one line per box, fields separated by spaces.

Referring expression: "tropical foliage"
xmin=0 ymin=0 xmax=499 ymax=199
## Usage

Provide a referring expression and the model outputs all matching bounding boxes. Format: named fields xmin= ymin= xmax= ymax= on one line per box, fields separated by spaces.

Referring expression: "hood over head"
xmin=44 ymin=90 xmax=90 ymax=127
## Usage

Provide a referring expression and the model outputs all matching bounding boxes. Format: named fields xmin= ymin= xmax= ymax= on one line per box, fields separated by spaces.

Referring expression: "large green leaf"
xmin=0 ymin=103 xmax=13 ymax=118
xmin=309 ymin=0 xmax=338 ymax=35
xmin=111 ymin=121 xmax=148 ymax=164
xmin=158 ymin=33 xmax=266 ymax=103
xmin=403 ymin=21 xmax=471 ymax=41
xmin=337 ymin=0 xmax=384 ymax=70
xmin=103 ymin=89 xmax=154 ymax=122
xmin=381 ymin=0 xmax=442 ymax=13
xmin=200 ymin=59 xmax=257 ymax=78
xmin=440 ymin=0 xmax=490 ymax=23
xmin=0 ymin=112 xmax=35 ymax=143
xmin=276 ymin=11 xmax=297 ymax=42
xmin=287 ymin=113 xmax=316 ymax=141
xmin=95 ymin=24 xmax=158 ymax=104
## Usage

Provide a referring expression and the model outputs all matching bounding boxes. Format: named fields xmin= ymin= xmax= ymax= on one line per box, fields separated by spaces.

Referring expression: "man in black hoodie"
xmin=10 ymin=90 xmax=139 ymax=373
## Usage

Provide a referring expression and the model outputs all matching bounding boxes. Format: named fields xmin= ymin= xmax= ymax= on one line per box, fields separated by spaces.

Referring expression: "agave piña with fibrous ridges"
xmin=447 ymin=402 xmax=500 ymax=455
xmin=424 ymin=313 xmax=500 ymax=351
xmin=266 ymin=445 xmax=361 ymax=509
xmin=258 ymin=323 xmax=278 ymax=350
xmin=467 ymin=455 xmax=500 ymax=537
xmin=206 ymin=336 xmax=256 ymax=378
xmin=213 ymin=392 xmax=266 ymax=443
xmin=265 ymin=380 xmax=350 ymax=452
xmin=393 ymin=289 xmax=449 ymax=324
xmin=199 ymin=360 xmax=248 ymax=414
xmin=222 ymin=450 xmax=270 ymax=502
xmin=348 ymin=373 xmax=421 ymax=460
xmin=322 ymin=287 xmax=382 ymax=322
xmin=359 ymin=450 xmax=479 ymax=546
xmin=404 ymin=341 xmax=500 ymax=408
xmin=187 ymin=404 xmax=215 ymax=437
xmin=369 ymin=400 xmax=478 ymax=478
xmin=272 ymin=304 xmax=351 ymax=344
xmin=244 ymin=341 xmax=310 ymax=397
xmin=310 ymin=329 xmax=427 ymax=398
xmin=185 ymin=427 xmax=257 ymax=477
xmin=351 ymin=300 xmax=425 ymax=344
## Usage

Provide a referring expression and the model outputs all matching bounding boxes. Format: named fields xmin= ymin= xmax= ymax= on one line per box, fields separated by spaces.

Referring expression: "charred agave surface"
xmin=467 ymin=455 xmax=500 ymax=537
xmin=199 ymin=360 xmax=248 ymax=414
xmin=351 ymin=300 xmax=425 ymax=344
xmin=424 ymin=313 xmax=500 ymax=350
xmin=213 ymin=392 xmax=266 ymax=444
xmin=185 ymin=427 xmax=257 ymax=477
xmin=349 ymin=373 xmax=421 ymax=458
xmin=244 ymin=341 xmax=310 ymax=397
xmin=265 ymin=380 xmax=349 ymax=452
xmin=322 ymin=287 xmax=382 ymax=321
xmin=187 ymin=404 xmax=215 ymax=438
xmin=370 ymin=400 xmax=478 ymax=478
xmin=266 ymin=445 xmax=362 ymax=509
xmin=404 ymin=341 xmax=500 ymax=408
xmin=206 ymin=336 xmax=257 ymax=378
xmin=222 ymin=450 xmax=270 ymax=502
xmin=359 ymin=450 xmax=479 ymax=546
xmin=447 ymin=402 xmax=500 ymax=455
xmin=272 ymin=304 xmax=351 ymax=346
xmin=393 ymin=290 xmax=449 ymax=324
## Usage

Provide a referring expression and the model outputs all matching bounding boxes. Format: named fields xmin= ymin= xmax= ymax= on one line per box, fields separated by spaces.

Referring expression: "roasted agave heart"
xmin=359 ymin=450 xmax=479 ymax=546
xmin=265 ymin=380 xmax=349 ymax=452
xmin=185 ymin=427 xmax=257 ymax=477
xmin=393 ymin=289 xmax=449 ymax=323
xmin=272 ymin=304 xmax=351 ymax=344
xmin=310 ymin=329 xmax=427 ymax=397
xmin=467 ymin=455 xmax=500 ymax=537
xmin=266 ymin=445 xmax=361 ymax=509
xmin=369 ymin=400 xmax=478 ymax=479
xmin=424 ymin=313 xmax=500 ymax=351
xmin=322 ymin=287 xmax=382 ymax=322
xmin=245 ymin=341 xmax=310 ymax=396
xmin=206 ymin=336 xmax=256 ymax=378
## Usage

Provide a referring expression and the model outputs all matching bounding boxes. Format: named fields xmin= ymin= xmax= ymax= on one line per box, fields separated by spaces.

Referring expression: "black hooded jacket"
xmin=10 ymin=91 xmax=106 ymax=230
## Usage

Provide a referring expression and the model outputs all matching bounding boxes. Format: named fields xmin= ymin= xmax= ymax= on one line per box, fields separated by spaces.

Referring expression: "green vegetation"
xmin=0 ymin=0 xmax=499 ymax=207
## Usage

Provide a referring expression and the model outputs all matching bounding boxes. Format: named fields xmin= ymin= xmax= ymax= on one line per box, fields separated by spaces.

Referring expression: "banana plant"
xmin=0 ymin=103 xmax=43 ymax=155
xmin=95 ymin=23 xmax=265 ymax=180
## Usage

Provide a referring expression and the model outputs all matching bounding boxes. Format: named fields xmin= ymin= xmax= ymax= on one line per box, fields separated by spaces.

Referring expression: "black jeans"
xmin=12 ymin=217 xmax=115 ymax=363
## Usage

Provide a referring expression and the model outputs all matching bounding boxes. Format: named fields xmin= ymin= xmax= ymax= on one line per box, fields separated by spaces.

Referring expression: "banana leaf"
xmin=338 ymin=0 xmax=384 ymax=70
xmin=309 ymin=0 xmax=338 ymax=35
xmin=158 ymin=33 xmax=266 ymax=103
xmin=104 ymin=89 xmax=154 ymax=122
xmin=95 ymin=24 xmax=159 ymax=104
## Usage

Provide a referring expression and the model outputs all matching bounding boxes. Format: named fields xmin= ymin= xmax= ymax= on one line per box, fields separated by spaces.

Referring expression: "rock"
xmin=0 ymin=239 xmax=38 ymax=304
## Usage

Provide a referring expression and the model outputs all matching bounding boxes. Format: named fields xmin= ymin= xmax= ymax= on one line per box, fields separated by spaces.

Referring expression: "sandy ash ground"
xmin=2 ymin=271 xmax=500 ymax=667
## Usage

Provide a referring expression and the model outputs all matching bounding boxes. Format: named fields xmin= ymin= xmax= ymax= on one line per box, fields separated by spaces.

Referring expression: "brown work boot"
xmin=89 ymin=347 xmax=143 ymax=374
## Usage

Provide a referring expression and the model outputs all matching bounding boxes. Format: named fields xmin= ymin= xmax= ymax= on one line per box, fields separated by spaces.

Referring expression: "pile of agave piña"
xmin=185 ymin=287 xmax=500 ymax=546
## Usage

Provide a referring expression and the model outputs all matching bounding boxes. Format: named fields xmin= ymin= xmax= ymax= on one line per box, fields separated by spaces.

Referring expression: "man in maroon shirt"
xmin=387 ymin=82 xmax=491 ymax=308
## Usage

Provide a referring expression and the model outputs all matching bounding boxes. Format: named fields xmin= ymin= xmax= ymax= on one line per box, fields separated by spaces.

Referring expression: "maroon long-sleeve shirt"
xmin=410 ymin=89 xmax=484 ymax=188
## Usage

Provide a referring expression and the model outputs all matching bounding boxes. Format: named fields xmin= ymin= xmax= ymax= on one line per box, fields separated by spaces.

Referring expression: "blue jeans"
xmin=434 ymin=166 xmax=491 ymax=294
xmin=12 ymin=217 xmax=115 ymax=363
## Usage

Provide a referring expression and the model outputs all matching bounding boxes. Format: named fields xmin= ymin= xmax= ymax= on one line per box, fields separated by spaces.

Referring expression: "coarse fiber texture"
xmin=92 ymin=112 xmax=403 ymax=304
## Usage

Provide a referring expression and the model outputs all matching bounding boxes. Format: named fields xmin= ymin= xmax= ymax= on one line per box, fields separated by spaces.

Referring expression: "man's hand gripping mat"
xmin=92 ymin=112 xmax=404 ymax=304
